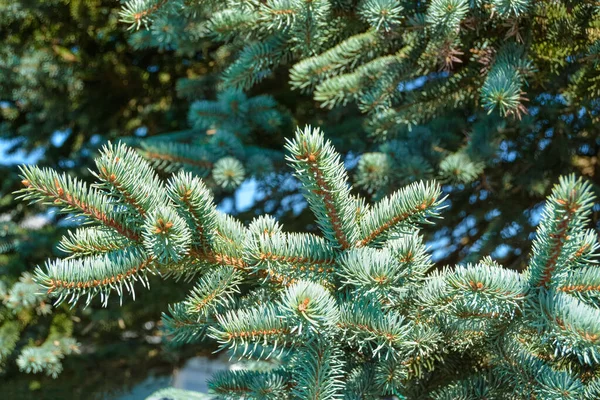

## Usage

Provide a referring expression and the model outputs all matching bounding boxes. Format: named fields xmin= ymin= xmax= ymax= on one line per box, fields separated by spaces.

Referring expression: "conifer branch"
xmin=556 ymin=266 xmax=600 ymax=305
xmin=120 ymin=0 xmax=170 ymax=30
xmin=357 ymin=181 xmax=444 ymax=246
xmin=162 ymin=303 xmax=214 ymax=344
xmin=93 ymin=142 xmax=165 ymax=218
xmin=36 ymin=247 xmax=154 ymax=307
xmin=279 ymin=281 xmax=339 ymax=336
xmin=183 ymin=267 xmax=242 ymax=318
xmin=167 ymin=171 xmax=217 ymax=250
xmin=140 ymin=142 xmax=213 ymax=176
xmin=527 ymin=176 xmax=595 ymax=288
xmin=338 ymin=247 xmax=408 ymax=304
xmin=209 ymin=305 xmax=292 ymax=359
xmin=247 ymin=231 xmax=337 ymax=286
xmin=539 ymin=291 xmax=600 ymax=365
xmin=289 ymin=31 xmax=383 ymax=92
xmin=196 ymin=249 xmax=248 ymax=271
xmin=285 ymin=126 xmax=358 ymax=249
xmin=386 ymin=233 xmax=434 ymax=279
xmin=58 ymin=227 xmax=129 ymax=257
xmin=15 ymin=127 xmax=600 ymax=396
xmin=18 ymin=166 xmax=140 ymax=241
xmin=338 ymin=299 xmax=411 ymax=359
xmin=291 ymin=340 xmax=345 ymax=400
xmin=208 ymin=370 xmax=292 ymax=398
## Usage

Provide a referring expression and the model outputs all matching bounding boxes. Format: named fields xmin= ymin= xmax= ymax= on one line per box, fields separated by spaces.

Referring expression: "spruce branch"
xmin=246 ymin=231 xmax=337 ymax=287
xmin=183 ymin=267 xmax=242 ymax=318
xmin=0 ymin=321 xmax=20 ymax=366
xmin=16 ymin=126 xmax=600 ymax=397
xmin=337 ymin=299 xmax=411 ymax=359
xmin=167 ymin=171 xmax=217 ymax=250
xmin=385 ymin=232 xmax=434 ymax=280
xmin=439 ymin=153 xmax=485 ymax=184
xmin=538 ymin=291 xmax=600 ymax=366
xmin=527 ymin=175 xmax=595 ymax=288
xmin=291 ymin=339 xmax=345 ymax=400
xmin=430 ymin=375 xmax=503 ymax=400
xmin=142 ymin=206 xmax=192 ymax=264
xmin=140 ymin=142 xmax=213 ymax=176
xmin=285 ymin=126 xmax=359 ymax=249
xmin=162 ymin=302 xmax=214 ymax=344
xmin=374 ymin=358 xmax=407 ymax=395
xmin=212 ymin=157 xmax=246 ymax=191
xmin=222 ymin=35 xmax=289 ymax=90
xmin=426 ymin=0 xmax=469 ymax=35
xmin=16 ymin=333 xmax=79 ymax=378
xmin=120 ymin=0 xmax=171 ymax=30
xmin=279 ymin=280 xmax=339 ymax=336
xmin=208 ymin=369 xmax=291 ymax=399
xmin=257 ymin=0 xmax=301 ymax=32
xmin=208 ymin=9 xmax=260 ymax=42
xmin=357 ymin=181 xmax=444 ymax=247
xmin=35 ymin=247 xmax=154 ymax=307
xmin=209 ymin=304 xmax=292 ymax=359
xmin=18 ymin=166 xmax=140 ymax=241
xmin=210 ymin=213 xmax=248 ymax=269
xmin=57 ymin=227 xmax=129 ymax=257
xmin=359 ymin=0 xmax=404 ymax=32
xmin=338 ymin=247 xmax=409 ymax=304
xmin=289 ymin=31 xmax=383 ymax=92
xmin=556 ymin=266 xmax=600 ymax=305
xmin=93 ymin=142 xmax=166 ymax=217
xmin=491 ymin=0 xmax=531 ymax=19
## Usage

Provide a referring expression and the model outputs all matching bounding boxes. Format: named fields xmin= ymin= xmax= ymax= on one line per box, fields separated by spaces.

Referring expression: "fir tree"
xmin=119 ymin=0 xmax=599 ymax=119
xmin=116 ymin=0 xmax=600 ymax=265
xmin=17 ymin=126 xmax=600 ymax=399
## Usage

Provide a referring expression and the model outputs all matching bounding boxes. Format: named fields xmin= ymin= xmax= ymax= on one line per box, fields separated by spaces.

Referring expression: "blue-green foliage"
xmin=16 ymin=126 xmax=600 ymax=398
xmin=117 ymin=0 xmax=597 ymax=124
xmin=113 ymin=0 xmax=600 ymax=274
xmin=114 ymin=0 xmax=600 ymax=221
xmin=131 ymin=88 xmax=286 ymax=192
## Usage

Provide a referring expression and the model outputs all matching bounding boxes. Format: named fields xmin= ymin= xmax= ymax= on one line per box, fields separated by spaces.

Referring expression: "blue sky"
xmin=0 ymin=138 xmax=44 ymax=165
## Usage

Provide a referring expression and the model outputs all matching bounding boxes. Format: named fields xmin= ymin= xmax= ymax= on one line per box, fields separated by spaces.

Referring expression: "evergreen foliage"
xmin=128 ymin=88 xmax=289 ymax=193
xmin=0 ymin=220 xmax=81 ymax=378
xmin=3 ymin=0 xmax=600 ymax=394
xmin=17 ymin=126 xmax=600 ymax=398
xmin=117 ymin=0 xmax=599 ymax=120
xmin=0 ymin=234 xmax=79 ymax=378
xmin=116 ymin=0 xmax=600 ymax=265
xmin=1 ymin=0 xmax=190 ymax=161
xmin=0 ymin=0 xmax=201 ymax=384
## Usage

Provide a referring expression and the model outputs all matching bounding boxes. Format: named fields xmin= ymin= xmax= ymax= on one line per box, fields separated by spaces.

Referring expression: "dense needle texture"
xmin=17 ymin=126 xmax=600 ymax=399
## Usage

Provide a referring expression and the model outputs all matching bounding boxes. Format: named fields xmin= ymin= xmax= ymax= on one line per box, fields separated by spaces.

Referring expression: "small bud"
xmin=298 ymin=298 xmax=310 ymax=312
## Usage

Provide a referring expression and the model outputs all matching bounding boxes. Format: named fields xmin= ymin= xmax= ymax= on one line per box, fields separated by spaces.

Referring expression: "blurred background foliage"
xmin=0 ymin=0 xmax=206 ymax=397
